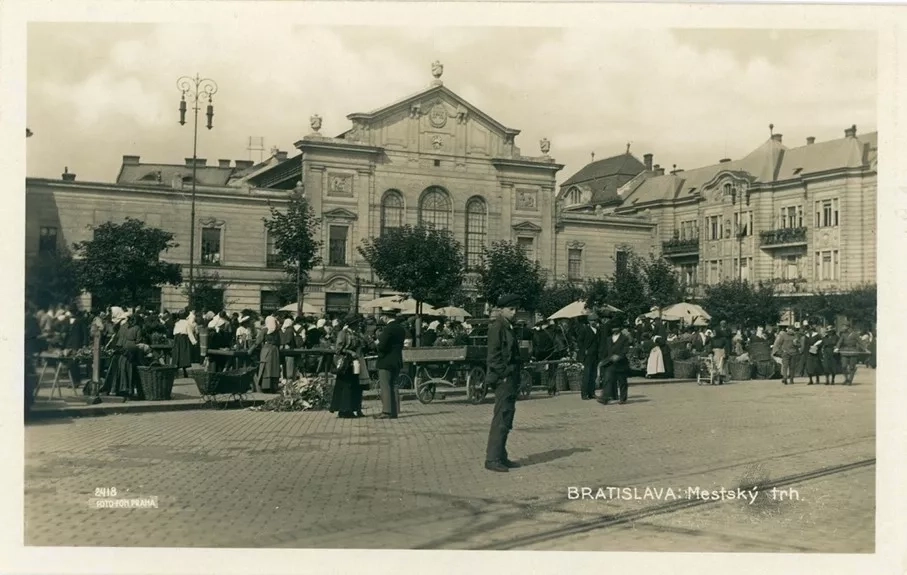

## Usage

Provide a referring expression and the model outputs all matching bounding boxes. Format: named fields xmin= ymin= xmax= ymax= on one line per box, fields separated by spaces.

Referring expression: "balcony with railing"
xmin=662 ymin=237 xmax=700 ymax=256
xmin=759 ymin=227 xmax=807 ymax=249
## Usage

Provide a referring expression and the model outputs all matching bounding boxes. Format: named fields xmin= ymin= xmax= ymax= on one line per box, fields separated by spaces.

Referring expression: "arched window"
xmin=380 ymin=190 xmax=404 ymax=235
xmin=465 ymin=197 xmax=487 ymax=270
xmin=418 ymin=187 xmax=451 ymax=230
xmin=566 ymin=186 xmax=583 ymax=206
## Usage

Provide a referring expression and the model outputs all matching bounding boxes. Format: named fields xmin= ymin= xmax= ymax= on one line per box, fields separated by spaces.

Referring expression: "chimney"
xmin=643 ymin=153 xmax=653 ymax=172
xmin=217 ymin=159 xmax=231 ymax=168
xmin=845 ymin=124 xmax=857 ymax=138
xmin=719 ymin=158 xmax=731 ymax=163
xmin=234 ymin=160 xmax=254 ymax=170
xmin=771 ymin=133 xmax=783 ymax=143
xmin=806 ymin=137 xmax=815 ymax=145
xmin=654 ymin=166 xmax=665 ymax=176
xmin=275 ymin=150 xmax=288 ymax=161
xmin=122 ymin=155 xmax=140 ymax=165
xmin=185 ymin=158 xmax=207 ymax=168
xmin=61 ymin=166 xmax=76 ymax=181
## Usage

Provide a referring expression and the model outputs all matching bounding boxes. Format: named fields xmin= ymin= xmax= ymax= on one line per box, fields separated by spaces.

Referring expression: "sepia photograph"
xmin=3 ymin=1 xmax=905 ymax=573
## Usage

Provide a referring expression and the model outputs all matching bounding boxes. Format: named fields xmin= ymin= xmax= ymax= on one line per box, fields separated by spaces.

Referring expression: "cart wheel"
xmin=518 ymin=369 xmax=532 ymax=399
xmin=466 ymin=366 xmax=487 ymax=405
xmin=396 ymin=372 xmax=413 ymax=390
xmin=416 ymin=382 xmax=436 ymax=404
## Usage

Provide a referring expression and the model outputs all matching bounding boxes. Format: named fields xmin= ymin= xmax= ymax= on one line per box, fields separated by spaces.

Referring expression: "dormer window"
xmin=722 ymin=182 xmax=733 ymax=197
xmin=566 ymin=186 xmax=583 ymax=206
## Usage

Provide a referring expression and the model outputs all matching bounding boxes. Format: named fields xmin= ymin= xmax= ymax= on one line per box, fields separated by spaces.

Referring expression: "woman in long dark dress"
xmin=330 ymin=313 xmax=365 ymax=418
xmin=107 ymin=313 xmax=144 ymax=399
xmin=820 ymin=327 xmax=839 ymax=385
xmin=252 ymin=316 xmax=282 ymax=393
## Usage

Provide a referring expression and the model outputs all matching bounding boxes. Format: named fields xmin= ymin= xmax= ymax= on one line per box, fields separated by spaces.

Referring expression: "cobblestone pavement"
xmin=24 ymin=370 xmax=875 ymax=552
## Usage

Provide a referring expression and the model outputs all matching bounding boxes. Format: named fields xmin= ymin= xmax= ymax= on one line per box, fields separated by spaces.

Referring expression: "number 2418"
xmin=94 ymin=487 xmax=117 ymax=497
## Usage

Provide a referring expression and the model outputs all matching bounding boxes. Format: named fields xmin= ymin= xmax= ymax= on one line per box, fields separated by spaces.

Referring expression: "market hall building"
xmin=25 ymin=63 xmax=565 ymax=315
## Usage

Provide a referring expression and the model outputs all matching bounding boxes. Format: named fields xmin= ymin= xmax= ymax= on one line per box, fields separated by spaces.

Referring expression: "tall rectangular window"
xmin=816 ymin=250 xmax=840 ymax=281
xmin=781 ymin=255 xmax=800 ymax=280
xmin=567 ymin=248 xmax=583 ymax=280
xmin=200 ymin=227 xmax=222 ymax=265
xmin=681 ymin=263 xmax=698 ymax=285
xmin=517 ymin=237 xmax=535 ymax=260
xmin=708 ymin=260 xmax=718 ymax=284
xmin=740 ymin=258 xmax=749 ymax=281
xmin=265 ymin=231 xmax=281 ymax=268
xmin=780 ymin=206 xmax=802 ymax=229
xmin=816 ymin=199 xmax=840 ymax=228
xmin=328 ymin=225 xmax=348 ymax=266
xmin=680 ymin=220 xmax=696 ymax=240
xmin=734 ymin=211 xmax=752 ymax=237
xmin=709 ymin=216 xmax=720 ymax=240
xmin=38 ymin=226 xmax=58 ymax=255
xmin=615 ymin=249 xmax=629 ymax=277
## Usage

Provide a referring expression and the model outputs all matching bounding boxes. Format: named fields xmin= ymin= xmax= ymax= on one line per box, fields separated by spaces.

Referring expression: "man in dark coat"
xmin=374 ymin=307 xmax=405 ymax=419
xmin=63 ymin=308 xmax=89 ymax=388
xmin=576 ymin=314 xmax=602 ymax=400
xmin=598 ymin=317 xmax=632 ymax=404
xmin=485 ymin=294 xmax=523 ymax=473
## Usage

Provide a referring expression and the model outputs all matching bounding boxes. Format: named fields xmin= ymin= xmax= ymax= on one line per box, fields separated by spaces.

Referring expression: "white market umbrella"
xmin=547 ymin=300 xmax=621 ymax=321
xmin=278 ymin=302 xmax=319 ymax=315
xmin=359 ymin=295 xmax=407 ymax=311
xmin=435 ymin=306 xmax=472 ymax=319
xmin=398 ymin=299 xmax=442 ymax=316
xmin=644 ymin=302 xmax=711 ymax=326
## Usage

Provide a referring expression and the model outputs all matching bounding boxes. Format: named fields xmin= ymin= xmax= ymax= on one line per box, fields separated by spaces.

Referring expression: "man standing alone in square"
xmin=485 ymin=294 xmax=523 ymax=473
xmin=374 ymin=307 xmax=405 ymax=419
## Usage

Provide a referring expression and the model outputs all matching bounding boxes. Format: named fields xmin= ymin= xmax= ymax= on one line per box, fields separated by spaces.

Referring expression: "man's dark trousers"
xmin=377 ymin=368 xmax=399 ymax=417
xmin=604 ymin=365 xmax=628 ymax=402
xmin=581 ymin=360 xmax=598 ymax=399
xmin=486 ymin=371 xmax=518 ymax=463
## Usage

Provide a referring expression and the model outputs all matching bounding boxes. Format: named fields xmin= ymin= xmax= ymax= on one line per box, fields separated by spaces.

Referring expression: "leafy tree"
xmin=184 ymin=271 xmax=233 ymax=313
xmin=25 ymin=251 xmax=81 ymax=310
xmin=642 ymin=254 xmax=683 ymax=311
xmin=538 ymin=281 xmax=586 ymax=318
xmin=359 ymin=225 xmax=464 ymax=343
xmin=583 ymin=278 xmax=612 ymax=312
xmin=608 ymin=252 xmax=649 ymax=321
xmin=832 ymin=284 xmax=877 ymax=330
xmin=263 ymin=191 xmax=323 ymax=314
xmin=74 ymin=217 xmax=182 ymax=308
xmin=703 ymin=280 xmax=781 ymax=328
xmin=476 ymin=240 xmax=546 ymax=313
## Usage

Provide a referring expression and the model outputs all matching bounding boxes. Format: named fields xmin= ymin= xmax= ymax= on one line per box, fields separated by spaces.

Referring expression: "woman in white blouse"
xmin=172 ymin=310 xmax=197 ymax=377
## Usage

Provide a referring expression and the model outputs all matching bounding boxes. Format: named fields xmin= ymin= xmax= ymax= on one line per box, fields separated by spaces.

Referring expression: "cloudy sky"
xmin=26 ymin=24 xmax=876 ymax=184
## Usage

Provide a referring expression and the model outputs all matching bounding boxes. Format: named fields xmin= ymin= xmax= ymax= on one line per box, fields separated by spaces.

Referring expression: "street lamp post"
xmin=177 ymin=74 xmax=218 ymax=303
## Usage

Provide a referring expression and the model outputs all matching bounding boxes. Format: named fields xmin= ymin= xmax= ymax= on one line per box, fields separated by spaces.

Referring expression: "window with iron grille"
xmin=567 ymin=248 xmax=583 ymax=280
xmin=200 ymin=227 xmax=222 ymax=265
xmin=39 ymin=226 xmax=58 ymax=255
xmin=328 ymin=225 xmax=348 ymax=266
xmin=418 ymin=187 xmax=451 ymax=230
xmin=265 ymin=231 xmax=282 ymax=268
xmin=465 ymin=198 xmax=487 ymax=270
xmin=380 ymin=190 xmax=405 ymax=235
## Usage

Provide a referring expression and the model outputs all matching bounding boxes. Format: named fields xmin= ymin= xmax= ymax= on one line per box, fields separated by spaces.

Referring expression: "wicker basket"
xmin=673 ymin=359 xmax=699 ymax=379
xmin=563 ymin=364 xmax=584 ymax=391
xmin=193 ymin=367 xmax=255 ymax=396
xmin=729 ymin=359 xmax=753 ymax=381
xmin=755 ymin=359 xmax=779 ymax=379
xmin=555 ymin=365 xmax=569 ymax=391
xmin=137 ymin=366 xmax=177 ymax=400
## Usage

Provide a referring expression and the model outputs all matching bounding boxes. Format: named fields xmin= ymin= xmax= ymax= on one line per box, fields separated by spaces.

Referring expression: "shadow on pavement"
xmin=519 ymin=447 xmax=591 ymax=467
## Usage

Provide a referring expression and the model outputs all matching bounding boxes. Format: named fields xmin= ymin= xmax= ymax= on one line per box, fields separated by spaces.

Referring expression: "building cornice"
xmin=25 ymin=178 xmax=292 ymax=204
xmin=294 ymin=137 xmax=384 ymax=156
xmin=491 ymin=157 xmax=564 ymax=173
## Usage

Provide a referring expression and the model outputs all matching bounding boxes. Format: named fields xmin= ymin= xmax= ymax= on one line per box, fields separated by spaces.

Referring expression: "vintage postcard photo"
xmin=2 ymin=1 xmax=905 ymax=574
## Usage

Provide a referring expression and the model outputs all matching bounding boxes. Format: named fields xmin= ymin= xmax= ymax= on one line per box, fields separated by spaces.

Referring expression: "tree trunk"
xmin=415 ymin=301 xmax=422 ymax=347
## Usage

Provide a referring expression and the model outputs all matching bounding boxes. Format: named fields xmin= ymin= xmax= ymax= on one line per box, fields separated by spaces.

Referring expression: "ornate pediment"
xmin=323 ymin=207 xmax=358 ymax=221
xmin=512 ymin=221 xmax=543 ymax=234
xmin=701 ymin=170 xmax=756 ymax=204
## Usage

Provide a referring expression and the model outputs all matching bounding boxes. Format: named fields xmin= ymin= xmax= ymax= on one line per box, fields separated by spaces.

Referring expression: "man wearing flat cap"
xmin=485 ymin=293 xmax=523 ymax=472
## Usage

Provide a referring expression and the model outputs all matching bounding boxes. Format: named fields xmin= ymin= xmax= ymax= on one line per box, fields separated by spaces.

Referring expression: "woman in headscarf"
xmin=251 ymin=314 xmax=282 ymax=393
xmin=106 ymin=311 xmax=145 ymax=399
xmin=329 ymin=313 xmax=366 ymax=418
xmin=235 ymin=315 xmax=253 ymax=349
xmin=172 ymin=310 xmax=196 ymax=377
